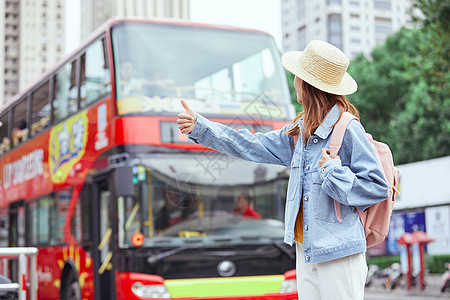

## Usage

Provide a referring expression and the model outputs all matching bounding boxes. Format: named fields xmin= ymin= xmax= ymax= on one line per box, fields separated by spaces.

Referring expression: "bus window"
xmin=71 ymin=201 xmax=82 ymax=243
xmin=54 ymin=60 xmax=78 ymax=121
xmin=80 ymin=39 xmax=111 ymax=108
xmin=55 ymin=188 xmax=72 ymax=243
xmin=112 ymin=22 xmax=291 ymax=115
xmin=0 ymin=211 xmax=8 ymax=247
xmin=194 ymin=68 xmax=232 ymax=101
xmin=26 ymin=196 xmax=54 ymax=246
xmin=80 ymin=186 xmax=92 ymax=249
xmin=99 ymin=190 xmax=111 ymax=261
xmin=27 ymin=201 xmax=38 ymax=245
xmin=12 ymin=98 xmax=28 ymax=147
xmin=38 ymin=196 xmax=53 ymax=244
xmin=49 ymin=193 xmax=59 ymax=245
xmin=117 ymin=154 xmax=289 ymax=248
xmin=0 ymin=113 xmax=9 ymax=153
xmin=9 ymin=204 xmax=25 ymax=248
xmin=31 ymin=81 xmax=51 ymax=136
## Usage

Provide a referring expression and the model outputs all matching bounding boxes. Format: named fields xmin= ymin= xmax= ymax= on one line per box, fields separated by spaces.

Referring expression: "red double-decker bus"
xmin=0 ymin=18 xmax=298 ymax=299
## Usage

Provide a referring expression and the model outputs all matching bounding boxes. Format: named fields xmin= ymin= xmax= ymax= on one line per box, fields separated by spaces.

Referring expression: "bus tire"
xmin=60 ymin=267 xmax=81 ymax=300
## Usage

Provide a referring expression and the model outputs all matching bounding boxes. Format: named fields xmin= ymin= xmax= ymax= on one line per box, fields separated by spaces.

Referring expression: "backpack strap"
xmin=329 ymin=112 xmax=358 ymax=158
xmin=329 ymin=111 xmax=358 ymax=222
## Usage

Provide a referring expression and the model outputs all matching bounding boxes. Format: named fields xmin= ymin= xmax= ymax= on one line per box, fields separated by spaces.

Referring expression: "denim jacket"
xmin=187 ymin=105 xmax=389 ymax=263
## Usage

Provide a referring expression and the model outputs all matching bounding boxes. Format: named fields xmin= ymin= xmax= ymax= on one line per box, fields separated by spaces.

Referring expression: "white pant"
xmin=296 ymin=243 xmax=367 ymax=300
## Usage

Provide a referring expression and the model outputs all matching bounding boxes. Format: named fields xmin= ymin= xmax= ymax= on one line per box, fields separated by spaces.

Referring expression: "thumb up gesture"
xmin=177 ymin=99 xmax=198 ymax=134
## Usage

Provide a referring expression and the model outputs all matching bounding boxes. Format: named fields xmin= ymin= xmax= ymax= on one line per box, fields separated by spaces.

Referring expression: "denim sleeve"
xmin=187 ymin=114 xmax=294 ymax=167
xmin=319 ymin=120 xmax=389 ymax=211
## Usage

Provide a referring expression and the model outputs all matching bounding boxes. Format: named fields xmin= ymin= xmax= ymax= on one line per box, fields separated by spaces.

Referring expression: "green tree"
xmin=286 ymin=71 xmax=302 ymax=114
xmin=286 ymin=0 xmax=449 ymax=164
xmin=346 ymin=0 xmax=450 ymax=164
xmin=408 ymin=0 xmax=450 ymax=162
xmin=412 ymin=0 xmax=450 ymax=99
xmin=348 ymin=27 xmax=425 ymax=164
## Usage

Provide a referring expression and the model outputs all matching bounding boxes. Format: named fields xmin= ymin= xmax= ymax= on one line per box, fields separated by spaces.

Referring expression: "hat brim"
xmin=281 ymin=51 xmax=358 ymax=96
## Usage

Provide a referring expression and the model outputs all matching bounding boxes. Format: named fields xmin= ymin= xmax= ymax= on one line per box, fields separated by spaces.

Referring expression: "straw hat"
xmin=281 ymin=40 xmax=357 ymax=95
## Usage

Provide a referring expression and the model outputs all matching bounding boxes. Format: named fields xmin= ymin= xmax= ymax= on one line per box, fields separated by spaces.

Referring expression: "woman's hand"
xmin=319 ymin=148 xmax=340 ymax=167
xmin=177 ymin=99 xmax=198 ymax=134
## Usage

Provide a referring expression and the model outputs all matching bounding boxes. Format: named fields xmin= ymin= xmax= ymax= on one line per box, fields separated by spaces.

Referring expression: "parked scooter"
xmin=373 ymin=265 xmax=392 ymax=288
xmin=441 ymin=263 xmax=450 ymax=293
xmin=365 ymin=264 xmax=380 ymax=287
xmin=385 ymin=263 xmax=403 ymax=290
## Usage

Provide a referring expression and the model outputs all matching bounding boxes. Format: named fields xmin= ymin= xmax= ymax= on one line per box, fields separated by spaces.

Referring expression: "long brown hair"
xmin=285 ymin=80 xmax=359 ymax=144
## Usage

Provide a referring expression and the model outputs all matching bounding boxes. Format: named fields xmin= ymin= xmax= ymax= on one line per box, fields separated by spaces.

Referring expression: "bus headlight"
xmin=279 ymin=279 xmax=297 ymax=293
xmin=131 ymin=282 xmax=171 ymax=298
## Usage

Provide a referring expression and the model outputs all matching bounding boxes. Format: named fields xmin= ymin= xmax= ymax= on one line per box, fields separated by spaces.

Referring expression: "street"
xmin=364 ymin=274 xmax=448 ymax=300
xmin=365 ymin=292 xmax=448 ymax=300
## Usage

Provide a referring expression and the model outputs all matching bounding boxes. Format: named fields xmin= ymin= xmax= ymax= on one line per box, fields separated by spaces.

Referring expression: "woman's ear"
xmin=294 ymin=77 xmax=303 ymax=104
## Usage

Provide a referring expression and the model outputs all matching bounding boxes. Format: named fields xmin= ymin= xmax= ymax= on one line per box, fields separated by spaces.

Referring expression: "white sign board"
xmin=394 ymin=156 xmax=450 ymax=210
xmin=425 ymin=206 xmax=450 ymax=255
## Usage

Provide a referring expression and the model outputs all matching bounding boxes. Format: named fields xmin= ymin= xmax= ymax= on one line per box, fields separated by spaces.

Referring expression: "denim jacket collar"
xmin=314 ymin=104 xmax=341 ymax=139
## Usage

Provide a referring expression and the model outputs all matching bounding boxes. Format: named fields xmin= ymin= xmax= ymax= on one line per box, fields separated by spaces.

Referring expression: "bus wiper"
xmin=147 ymin=244 xmax=234 ymax=265
xmin=239 ymin=235 xmax=262 ymax=241
xmin=147 ymin=238 xmax=294 ymax=264
xmin=147 ymin=246 xmax=191 ymax=264
xmin=238 ymin=236 xmax=295 ymax=260
xmin=272 ymin=240 xmax=295 ymax=260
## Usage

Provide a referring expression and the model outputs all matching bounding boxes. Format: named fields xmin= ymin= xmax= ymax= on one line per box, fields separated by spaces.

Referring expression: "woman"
xmin=177 ymin=40 xmax=389 ymax=300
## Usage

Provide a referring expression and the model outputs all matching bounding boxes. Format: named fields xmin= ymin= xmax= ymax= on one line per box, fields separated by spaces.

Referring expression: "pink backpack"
xmin=294 ymin=112 xmax=400 ymax=248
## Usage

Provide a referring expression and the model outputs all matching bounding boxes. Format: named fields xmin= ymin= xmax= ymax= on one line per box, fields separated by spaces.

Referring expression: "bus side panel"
xmin=0 ymin=97 xmax=115 ymax=206
xmin=37 ymin=245 xmax=94 ymax=300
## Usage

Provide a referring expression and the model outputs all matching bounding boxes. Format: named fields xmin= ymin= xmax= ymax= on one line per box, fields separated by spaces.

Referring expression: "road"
xmin=365 ymin=292 xmax=446 ymax=300
xmin=364 ymin=274 xmax=448 ymax=300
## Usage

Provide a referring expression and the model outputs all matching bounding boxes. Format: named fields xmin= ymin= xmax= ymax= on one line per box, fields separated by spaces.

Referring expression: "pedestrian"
xmin=177 ymin=40 xmax=389 ymax=300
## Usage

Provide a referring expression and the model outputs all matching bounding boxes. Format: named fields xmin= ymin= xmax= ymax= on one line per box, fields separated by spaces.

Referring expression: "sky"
xmin=65 ymin=0 xmax=282 ymax=54
xmin=189 ymin=0 xmax=282 ymax=50
xmin=65 ymin=0 xmax=81 ymax=54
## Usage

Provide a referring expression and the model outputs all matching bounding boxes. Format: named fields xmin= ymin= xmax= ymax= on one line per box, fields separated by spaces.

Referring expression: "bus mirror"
xmin=113 ymin=166 xmax=134 ymax=197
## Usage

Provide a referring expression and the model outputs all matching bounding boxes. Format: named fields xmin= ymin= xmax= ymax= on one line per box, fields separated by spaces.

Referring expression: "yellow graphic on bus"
xmin=117 ymin=95 xmax=174 ymax=115
xmin=49 ymin=112 xmax=88 ymax=183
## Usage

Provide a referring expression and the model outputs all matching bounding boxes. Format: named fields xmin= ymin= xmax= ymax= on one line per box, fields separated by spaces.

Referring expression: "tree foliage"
xmin=347 ymin=28 xmax=426 ymax=164
xmin=345 ymin=0 xmax=450 ymax=164
xmin=413 ymin=0 xmax=450 ymax=98
xmin=286 ymin=0 xmax=449 ymax=164
xmin=286 ymin=71 xmax=302 ymax=114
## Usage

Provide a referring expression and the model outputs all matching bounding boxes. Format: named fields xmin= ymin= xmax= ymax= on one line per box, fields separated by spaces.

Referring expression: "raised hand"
xmin=319 ymin=148 xmax=340 ymax=167
xmin=177 ymin=99 xmax=198 ymax=134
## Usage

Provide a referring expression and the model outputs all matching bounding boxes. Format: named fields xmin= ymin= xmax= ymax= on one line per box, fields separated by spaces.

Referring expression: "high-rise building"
xmin=0 ymin=0 xmax=65 ymax=106
xmin=0 ymin=1 xmax=6 ymax=105
xmin=0 ymin=0 xmax=189 ymax=107
xmin=281 ymin=0 xmax=413 ymax=58
xmin=80 ymin=0 xmax=190 ymax=42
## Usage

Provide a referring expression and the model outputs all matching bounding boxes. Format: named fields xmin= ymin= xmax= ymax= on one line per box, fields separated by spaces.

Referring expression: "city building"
xmin=281 ymin=0 xmax=413 ymax=58
xmin=0 ymin=0 xmax=65 ymax=106
xmin=80 ymin=0 xmax=190 ymax=42
xmin=0 ymin=1 xmax=5 ymax=105
xmin=0 ymin=0 xmax=189 ymax=107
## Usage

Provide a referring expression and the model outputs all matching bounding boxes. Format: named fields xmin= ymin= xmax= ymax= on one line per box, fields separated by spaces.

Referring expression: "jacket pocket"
xmin=312 ymin=173 xmax=352 ymax=222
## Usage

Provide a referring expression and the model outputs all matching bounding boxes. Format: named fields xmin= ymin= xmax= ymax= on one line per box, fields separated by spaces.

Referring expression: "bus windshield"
xmin=112 ymin=22 xmax=292 ymax=119
xmin=118 ymin=152 xmax=290 ymax=248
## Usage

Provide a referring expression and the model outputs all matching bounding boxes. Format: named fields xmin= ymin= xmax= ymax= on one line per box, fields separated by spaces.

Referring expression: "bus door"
xmin=91 ymin=175 xmax=116 ymax=300
xmin=8 ymin=200 xmax=25 ymax=281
